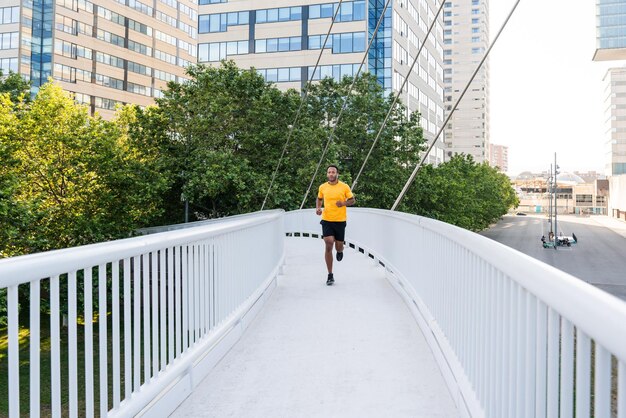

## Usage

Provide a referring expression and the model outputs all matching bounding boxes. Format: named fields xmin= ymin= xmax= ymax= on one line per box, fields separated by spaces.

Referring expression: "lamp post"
xmin=554 ymin=152 xmax=559 ymax=248
xmin=548 ymin=164 xmax=552 ymax=234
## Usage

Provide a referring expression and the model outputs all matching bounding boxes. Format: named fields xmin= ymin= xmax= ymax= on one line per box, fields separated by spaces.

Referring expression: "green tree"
xmin=151 ymin=62 xmax=427 ymax=216
xmin=0 ymin=71 xmax=31 ymax=104
xmin=0 ymin=82 xmax=171 ymax=256
xmin=297 ymin=74 xmax=426 ymax=209
xmin=403 ymin=154 xmax=519 ymax=231
xmin=157 ymin=61 xmax=302 ymax=217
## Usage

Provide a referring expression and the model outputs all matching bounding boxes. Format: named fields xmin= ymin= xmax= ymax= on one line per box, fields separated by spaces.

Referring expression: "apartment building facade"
xmin=441 ymin=0 xmax=489 ymax=163
xmin=489 ymin=143 xmax=507 ymax=172
xmin=0 ymin=0 xmax=198 ymax=118
xmin=197 ymin=0 xmax=446 ymax=164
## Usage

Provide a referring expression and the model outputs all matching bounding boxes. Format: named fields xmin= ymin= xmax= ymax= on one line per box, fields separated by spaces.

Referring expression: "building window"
xmin=0 ymin=57 xmax=18 ymax=73
xmin=575 ymin=194 xmax=593 ymax=205
xmin=308 ymin=63 xmax=360 ymax=81
xmin=256 ymin=6 xmax=302 ymax=23
xmin=97 ymin=29 xmax=125 ymax=48
xmin=198 ymin=11 xmax=249 ymax=33
xmin=308 ymin=32 xmax=366 ymax=54
xmin=128 ymin=61 xmax=152 ymax=76
xmin=95 ymin=73 xmax=124 ymax=90
xmin=95 ymin=96 xmax=121 ymax=110
xmin=96 ymin=51 xmax=125 ymax=69
xmin=309 ymin=1 xmax=365 ymax=22
xmin=257 ymin=67 xmax=301 ymax=83
xmin=198 ymin=40 xmax=249 ymax=62
xmin=0 ymin=7 xmax=19 ymax=24
xmin=127 ymin=82 xmax=152 ymax=97
xmin=255 ymin=36 xmax=301 ymax=53
xmin=0 ymin=32 xmax=19 ymax=50
xmin=472 ymin=18 xmax=479 ymax=24
xmin=199 ymin=0 xmax=227 ymax=4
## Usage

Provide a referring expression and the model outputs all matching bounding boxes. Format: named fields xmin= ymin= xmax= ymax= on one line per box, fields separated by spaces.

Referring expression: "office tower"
xmin=0 ymin=0 xmax=198 ymax=118
xmin=602 ymin=66 xmax=626 ymax=218
xmin=442 ymin=0 xmax=490 ymax=163
xmin=197 ymin=0 xmax=446 ymax=164
xmin=593 ymin=0 xmax=626 ymax=61
xmin=594 ymin=1 xmax=626 ymax=218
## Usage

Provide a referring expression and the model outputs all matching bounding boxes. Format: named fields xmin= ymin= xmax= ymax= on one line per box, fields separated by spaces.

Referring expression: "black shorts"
xmin=320 ymin=220 xmax=347 ymax=242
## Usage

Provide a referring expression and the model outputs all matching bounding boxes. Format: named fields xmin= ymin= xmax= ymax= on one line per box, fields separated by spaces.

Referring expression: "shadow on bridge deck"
xmin=171 ymin=237 xmax=457 ymax=418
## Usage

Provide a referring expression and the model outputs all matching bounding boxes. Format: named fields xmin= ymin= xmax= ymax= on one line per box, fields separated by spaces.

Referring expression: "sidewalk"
xmin=587 ymin=215 xmax=626 ymax=238
xmin=171 ymin=237 xmax=457 ymax=418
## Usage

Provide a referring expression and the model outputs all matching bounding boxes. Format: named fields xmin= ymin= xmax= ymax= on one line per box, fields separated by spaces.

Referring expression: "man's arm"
xmin=316 ymin=197 xmax=323 ymax=215
xmin=336 ymin=196 xmax=355 ymax=207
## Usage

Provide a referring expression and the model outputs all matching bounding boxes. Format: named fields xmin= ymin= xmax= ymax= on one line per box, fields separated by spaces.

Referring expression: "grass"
xmin=0 ymin=311 xmax=130 ymax=418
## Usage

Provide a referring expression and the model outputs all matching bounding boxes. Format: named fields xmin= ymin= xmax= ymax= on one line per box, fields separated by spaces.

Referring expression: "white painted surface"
xmin=172 ymin=237 xmax=457 ymax=418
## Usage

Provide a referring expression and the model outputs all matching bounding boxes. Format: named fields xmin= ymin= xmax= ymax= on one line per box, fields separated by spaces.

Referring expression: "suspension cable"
xmin=260 ymin=0 xmax=345 ymax=211
xmin=299 ymin=0 xmax=393 ymax=210
xmin=350 ymin=0 xmax=446 ymax=193
xmin=391 ymin=0 xmax=522 ymax=211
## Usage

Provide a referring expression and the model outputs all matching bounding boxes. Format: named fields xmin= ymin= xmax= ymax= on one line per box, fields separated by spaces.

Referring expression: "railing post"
xmin=8 ymin=285 xmax=19 ymax=418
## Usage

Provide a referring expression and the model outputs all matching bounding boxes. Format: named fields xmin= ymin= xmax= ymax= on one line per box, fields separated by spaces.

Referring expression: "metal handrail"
xmin=0 ymin=210 xmax=285 ymax=418
xmin=285 ymin=208 xmax=626 ymax=417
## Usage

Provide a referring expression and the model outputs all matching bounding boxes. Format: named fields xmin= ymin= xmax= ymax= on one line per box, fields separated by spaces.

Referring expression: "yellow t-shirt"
xmin=318 ymin=181 xmax=354 ymax=222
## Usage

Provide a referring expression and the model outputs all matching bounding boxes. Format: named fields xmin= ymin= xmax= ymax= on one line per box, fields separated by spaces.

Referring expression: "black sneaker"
xmin=336 ymin=252 xmax=343 ymax=262
xmin=326 ymin=273 xmax=335 ymax=286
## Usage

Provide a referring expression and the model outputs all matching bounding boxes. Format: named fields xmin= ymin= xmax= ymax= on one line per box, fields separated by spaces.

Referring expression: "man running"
xmin=316 ymin=165 xmax=355 ymax=286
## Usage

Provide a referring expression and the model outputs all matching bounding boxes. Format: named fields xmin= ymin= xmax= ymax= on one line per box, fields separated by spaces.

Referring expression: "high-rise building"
xmin=1 ymin=0 xmax=198 ymax=118
xmin=593 ymin=0 xmax=626 ymax=61
xmin=489 ymin=143 xmax=507 ymax=172
xmin=197 ymin=0 xmax=446 ymax=164
xmin=602 ymin=67 xmax=626 ymax=218
xmin=441 ymin=0 xmax=489 ymax=163
xmin=594 ymin=0 xmax=626 ymax=219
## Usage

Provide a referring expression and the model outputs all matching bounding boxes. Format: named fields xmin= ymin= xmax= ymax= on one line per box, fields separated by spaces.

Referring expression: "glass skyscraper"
xmin=594 ymin=0 xmax=626 ymax=61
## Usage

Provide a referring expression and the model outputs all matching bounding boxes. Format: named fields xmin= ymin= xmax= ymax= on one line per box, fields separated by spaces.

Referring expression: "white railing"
xmin=285 ymin=208 xmax=626 ymax=418
xmin=0 ymin=210 xmax=284 ymax=418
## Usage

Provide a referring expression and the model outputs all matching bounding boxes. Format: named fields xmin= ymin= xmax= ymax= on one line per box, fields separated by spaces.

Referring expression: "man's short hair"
xmin=327 ymin=164 xmax=339 ymax=173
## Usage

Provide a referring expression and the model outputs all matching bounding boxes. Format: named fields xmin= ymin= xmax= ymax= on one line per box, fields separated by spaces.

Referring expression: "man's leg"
xmin=334 ymin=240 xmax=344 ymax=261
xmin=334 ymin=222 xmax=346 ymax=261
xmin=324 ymin=236 xmax=335 ymax=274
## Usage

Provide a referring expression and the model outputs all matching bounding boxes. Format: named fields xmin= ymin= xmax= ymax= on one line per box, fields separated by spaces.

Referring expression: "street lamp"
xmin=554 ymin=153 xmax=559 ymax=248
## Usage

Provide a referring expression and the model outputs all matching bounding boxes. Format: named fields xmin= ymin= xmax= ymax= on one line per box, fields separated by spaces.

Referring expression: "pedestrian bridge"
xmin=1 ymin=209 xmax=626 ymax=418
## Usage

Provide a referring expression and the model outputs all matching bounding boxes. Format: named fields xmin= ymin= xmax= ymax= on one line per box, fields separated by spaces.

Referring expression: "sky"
xmin=489 ymin=0 xmax=617 ymax=175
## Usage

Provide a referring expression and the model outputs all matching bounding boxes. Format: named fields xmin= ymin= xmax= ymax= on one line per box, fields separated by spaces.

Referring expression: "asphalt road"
xmin=480 ymin=214 xmax=626 ymax=302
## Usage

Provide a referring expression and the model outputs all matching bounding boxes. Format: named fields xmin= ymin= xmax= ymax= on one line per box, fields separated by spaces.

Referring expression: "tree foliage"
xmin=0 ymin=70 xmax=30 ymax=104
xmin=154 ymin=61 xmax=426 ymax=217
xmin=403 ymin=154 xmax=519 ymax=231
xmin=0 ymin=82 xmax=170 ymax=257
xmin=0 ymin=62 xmax=519 ymax=258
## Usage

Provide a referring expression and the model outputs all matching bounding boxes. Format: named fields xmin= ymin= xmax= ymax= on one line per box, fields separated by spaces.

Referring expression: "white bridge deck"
xmin=172 ymin=237 xmax=458 ymax=417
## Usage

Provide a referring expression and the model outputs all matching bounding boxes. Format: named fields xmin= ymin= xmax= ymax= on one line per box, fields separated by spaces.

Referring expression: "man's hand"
xmin=316 ymin=208 xmax=323 ymax=215
xmin=335 ymin=200 xmax=344 ymax=207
